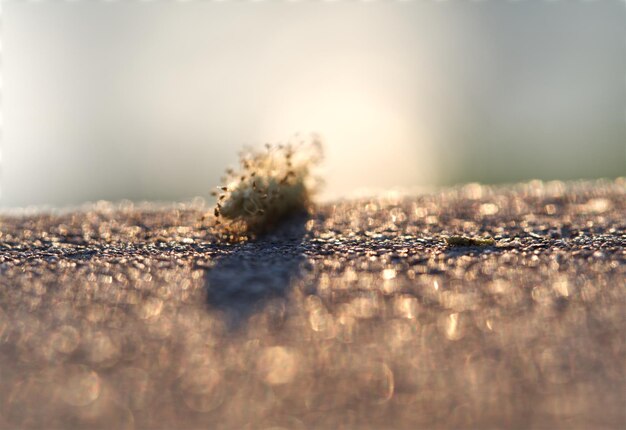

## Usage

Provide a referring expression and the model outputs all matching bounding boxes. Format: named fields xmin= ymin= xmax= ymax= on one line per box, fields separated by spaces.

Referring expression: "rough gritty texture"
xmin=0 ymin=179 xmax=625 ymax=430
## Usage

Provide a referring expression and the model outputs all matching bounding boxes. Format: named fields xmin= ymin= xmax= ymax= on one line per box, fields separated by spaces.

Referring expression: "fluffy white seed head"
xmin=213 ymin=134 xmax=323 ymax=234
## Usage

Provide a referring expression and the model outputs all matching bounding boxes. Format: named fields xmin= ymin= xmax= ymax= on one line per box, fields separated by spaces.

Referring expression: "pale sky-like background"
xmin=2 ymin=1 xmax=625 ymax=207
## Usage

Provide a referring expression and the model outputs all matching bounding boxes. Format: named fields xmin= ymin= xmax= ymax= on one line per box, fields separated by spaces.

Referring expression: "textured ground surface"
xmin=0 ymin=179 xmax=625 ymax=429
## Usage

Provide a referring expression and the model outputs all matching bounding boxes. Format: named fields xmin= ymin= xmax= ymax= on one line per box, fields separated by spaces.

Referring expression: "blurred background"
xmin=2 ymin=0 xmax=624 ymax=208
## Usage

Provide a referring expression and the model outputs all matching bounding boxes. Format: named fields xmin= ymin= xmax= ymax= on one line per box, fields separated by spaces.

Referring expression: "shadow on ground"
xmin=442 ymin=244 xmax=499 ymax=258
xmin=204 ymin=215 xmax=309 ymax=330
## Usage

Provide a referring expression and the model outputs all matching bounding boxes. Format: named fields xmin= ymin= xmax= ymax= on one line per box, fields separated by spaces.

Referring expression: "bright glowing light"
xmin=258 ymin=73 xmax=437 ymax=200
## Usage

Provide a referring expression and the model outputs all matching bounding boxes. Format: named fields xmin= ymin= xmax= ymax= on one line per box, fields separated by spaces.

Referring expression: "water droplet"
xmin=438 ymin=312 xmax=465 ymax=341
xmin=382 ymin=269 xmax=396 ymax=280
xmin=136 ymin=297 xmax=164 ymax=320
xmin=179 ymin=366 xmax=223 ymax=412
xmin=52 ymin=325 xmax=80 ymax=355
xmin=479 ymin=203 xmax=499 ymax=216
xmin=553 ymin=278 xmax=569 ymax=297
xmin=60 ymin=365 xmax=101 ymax=406
xmin=257 ymin=346 xmax=299 ymax=385
xmin=309 ymin=308 xmax=335 ymax=338
xmin=393 ymin=295 xmax=419 ymax=319
xmin=86 ymin=331 xmax=120 ymax=367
